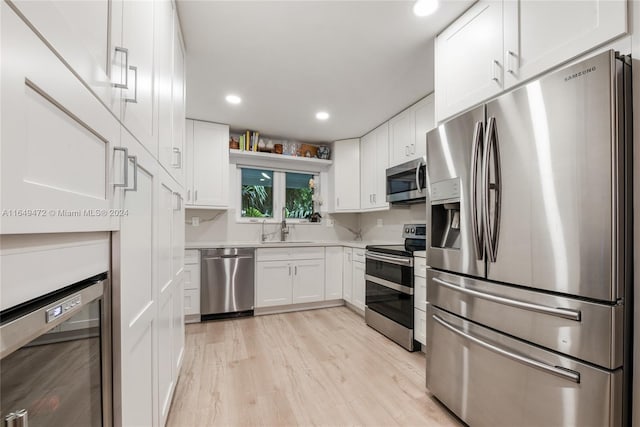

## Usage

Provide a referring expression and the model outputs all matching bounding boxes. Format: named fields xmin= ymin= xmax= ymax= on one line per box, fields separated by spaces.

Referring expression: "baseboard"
xmin=254 ymin=299 xmax=344 ymax=316
xmin=344 ymin=301 xmax=365 ymax=317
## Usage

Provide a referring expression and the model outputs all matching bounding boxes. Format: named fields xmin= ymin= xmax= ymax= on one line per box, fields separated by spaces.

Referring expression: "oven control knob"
xmin=411 ymin=227 xmax=415 ymax=233
xmin=405 ymin=227 xmax=410 ymax=233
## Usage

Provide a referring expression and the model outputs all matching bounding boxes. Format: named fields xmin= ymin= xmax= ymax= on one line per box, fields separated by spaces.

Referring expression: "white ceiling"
xmin=178 ymin=0 xmax=474 ymax=142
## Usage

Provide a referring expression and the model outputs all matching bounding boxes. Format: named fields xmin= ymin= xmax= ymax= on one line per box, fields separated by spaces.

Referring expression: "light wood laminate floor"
xmin=167 ymin=306 xmax=462 ymax=427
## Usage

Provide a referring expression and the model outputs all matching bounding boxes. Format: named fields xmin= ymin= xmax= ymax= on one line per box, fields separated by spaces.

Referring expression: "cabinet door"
xmin=352 ymin=261 xmax=366 ymax=311
xmin=413 ymin=95 xmax=435 ymax=159
xmin=343 ymin=249 xmax=353 ymax=303
xmin=1 ymin=5 xmax=119 ymax=234
xmin=172 ymin=277 xmax=185 ymax=379
xmin=331 ymin=139 xmax=360 ymax=211
xmin=389 ymin=109 xmax=415 ymax=167
xmin=414 ymin=308 xmax=426 ymax=346
xmin=171 ymin=17 xmax=186 ymax=186
xmin=183 ymin=263 xmax=200 ymax=291
xmin=435 ymin=1 xmax=503 ymax=122
xmin=185 ymin=120 xmax=195 ymax=204
xmin=293 ymin=260 xmax=325 ymax=304
xmin=120 ymin=0 xmax=157 ymax=156
xmin=114 ymin=127 xmax=157 ymax=427
xmin=191 ymin=121 xmax=229 ymax=207
xmin=184 ymin=288 xmax=200 ymax=317
xmin=325 ymin=247 xmax=343 ymax=299
xmin=156 ymin=0 xmax=175 ymax=175
xmin=256 ymin=261 xmax=292 ymax=307
xmin=503 ymin=0 xmax=627 ymax=88
xmin=373 ymin=122 xmax=390 ymax=209
xmin=360 ymin=132 xmax=376 ymax=209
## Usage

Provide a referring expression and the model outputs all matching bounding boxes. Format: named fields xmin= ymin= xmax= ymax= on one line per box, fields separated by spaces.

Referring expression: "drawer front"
xmin=184 ymin=288 xmax=200 ymax=317
xmin=184 ymin=250 xmax=199 ymax=265
xmin=414 ymin=257 xmax=427 ymax=278
xmin=352 ymin=248 xmax=365 ymax=263
xmin=427 ymin=269 xmax=622 ymax=369
xmin=414 ymin=275 xmax=426 ymax=312
xmin=413 ymin=308 xmax=426 ymax=346
xmin=426 ymin=306 xmax=622 ymax=427
xmin=257 ymin=247 xmax=324 ymax=261
xmin=183 ymin=264 xmax=200 ymax=291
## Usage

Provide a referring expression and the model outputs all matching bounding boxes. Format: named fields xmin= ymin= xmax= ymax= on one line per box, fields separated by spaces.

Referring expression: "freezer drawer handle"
xmin=432 ymin=277 xmax=581 ymax=321
xmin=432 ymin=314 xmax=581 ymax=384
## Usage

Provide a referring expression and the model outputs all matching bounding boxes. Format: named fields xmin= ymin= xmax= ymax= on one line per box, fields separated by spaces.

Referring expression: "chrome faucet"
xmin=261 ymin=219 xmax=267 ymax=242
xmin=280 ymin=207 xmax=289 ymax=241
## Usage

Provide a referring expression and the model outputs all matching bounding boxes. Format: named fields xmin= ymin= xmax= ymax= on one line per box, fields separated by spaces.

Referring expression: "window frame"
xmin=235 ymin=166 xmax=320 ymax=224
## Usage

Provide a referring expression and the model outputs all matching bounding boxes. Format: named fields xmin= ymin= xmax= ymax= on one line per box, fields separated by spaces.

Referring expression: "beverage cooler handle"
xmin=470 ymin=121 xmax=484 ymax=260
xmin=482 ymin=117 xmax=501 ymax=262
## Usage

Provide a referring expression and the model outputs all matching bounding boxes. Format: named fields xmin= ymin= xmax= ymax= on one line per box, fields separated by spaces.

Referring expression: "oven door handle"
xmin=365 ymin=275 xmax=414 ymax=295
xmin=365 ymin=251 xmax=413 ymax=266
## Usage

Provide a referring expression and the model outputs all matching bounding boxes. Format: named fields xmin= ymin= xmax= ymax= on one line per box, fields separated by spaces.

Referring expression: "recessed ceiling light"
xmin=413 ymin=0 xmax=439 ymax=17
xmin=225 ymin=94 xmax=242 ymax=104
xmin=316 ymin=111 xmax=330 ymax=120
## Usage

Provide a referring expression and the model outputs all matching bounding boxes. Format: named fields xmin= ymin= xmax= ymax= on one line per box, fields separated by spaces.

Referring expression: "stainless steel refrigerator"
xmin=425 ymin=50 xmax=632 ymax=426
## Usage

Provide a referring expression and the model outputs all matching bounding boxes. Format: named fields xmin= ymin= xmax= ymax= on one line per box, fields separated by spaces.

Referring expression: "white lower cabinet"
xmin=325 ymin=247 xmax=343 ymax=299
xmin=342 ymin=248 xmax=353 ymax=303
xmin=414 ymin=256 xmax=427 ymax=346
xmin=183 ymin=250 xmax=200 ymax=321
xmin=292 ymin=260 xmax=325 ymax=304
xmin=256 ymin=261 xmax=294 ymax=307
xmin=352 ymin=249 xmax=366 ymax=311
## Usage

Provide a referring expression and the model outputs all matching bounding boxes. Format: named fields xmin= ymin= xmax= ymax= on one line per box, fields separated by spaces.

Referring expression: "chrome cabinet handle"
xmin=336 ymin=197 xmax=340 ymax=208
xmin=288 ymin=266 xmax=292 ymax=276
xmin=172 ymin=147 xmax=182 ymax=168
xmin=113 ymin=146 xmax=129 ymax=188
xmin=470 ymin=121 xmax=484 ymax=260
xmin=506 ymin=50 xmax=518 ymax=74
xmin=187 ymin=189 xmax=191 ymax=202
xmin=432 ymin=277 xmax=581 ymax=321
xmin=294 ymin=265 xmax=297 ymax=275
xmin=491 ymin=59 xmax=501 ymax=83
xmin=173 ymin=192 xmax=182 ymax=211
xmin=195 ymin=190 xmax=198 ymax=201
xmin=125 ymin=65 xmax=138 ymax=103
xmin=415 ymin=158 xmax=423 ymax=193
xmin=432 ymin=314 xmax=580 ymax=383
xmin=125 ymin=155 xmax=138 ymax=192
xmin=482 ymin=116 xmax=501 ymax=262
xmin=373 ymin=194 xmax=376 ymax=203
xmin=113 ymin=46 xmax=129 ymax=89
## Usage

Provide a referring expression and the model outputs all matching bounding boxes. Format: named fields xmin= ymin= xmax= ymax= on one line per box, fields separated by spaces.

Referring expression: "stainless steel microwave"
xmin=386 ymin=156 xmax=426 ymax=204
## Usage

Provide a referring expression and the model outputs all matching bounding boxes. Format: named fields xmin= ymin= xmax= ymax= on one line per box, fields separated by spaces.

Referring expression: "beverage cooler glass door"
xmin=0 ymin=276 xmax=109 ymax=427
xmin=426 ymin=105 xmax=485 ymax=278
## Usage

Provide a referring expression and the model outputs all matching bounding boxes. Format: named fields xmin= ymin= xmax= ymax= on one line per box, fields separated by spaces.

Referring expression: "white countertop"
xmin=184 ymin=240 xmax=398 ymax=250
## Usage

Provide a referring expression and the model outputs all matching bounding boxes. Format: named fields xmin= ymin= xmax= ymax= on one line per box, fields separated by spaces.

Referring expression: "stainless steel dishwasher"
xmin=201 ymin=248 xmax=255 ymax=320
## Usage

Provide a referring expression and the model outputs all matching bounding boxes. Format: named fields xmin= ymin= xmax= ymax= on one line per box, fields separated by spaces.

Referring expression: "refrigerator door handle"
xmin=432 ymin=277 xmax=582 ymax=321
xmin=470 ymin=121 xmax=484 ymax=260
xmin=432 ymin=314 xmax=581 ymax=383
xmin=482 ymin=116 xmax=501 ymax=262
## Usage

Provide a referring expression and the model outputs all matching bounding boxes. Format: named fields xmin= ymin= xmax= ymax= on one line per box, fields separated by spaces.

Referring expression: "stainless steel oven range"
xmin=0 ymin=273 xmax=111 ymax=427
xmin=365 ymin=224 xmax=425 ymax=351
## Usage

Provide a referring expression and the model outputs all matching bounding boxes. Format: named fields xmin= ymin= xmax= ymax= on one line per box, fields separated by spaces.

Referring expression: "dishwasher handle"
xmin=203 ymin=255 xmax=254 ymax=261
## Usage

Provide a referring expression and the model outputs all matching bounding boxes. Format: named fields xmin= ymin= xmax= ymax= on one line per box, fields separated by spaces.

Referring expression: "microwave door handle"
xmin=415 ymin=159 xmax=423 ymax=193
xmin=470 ymin=121 xmax=484 ymax=260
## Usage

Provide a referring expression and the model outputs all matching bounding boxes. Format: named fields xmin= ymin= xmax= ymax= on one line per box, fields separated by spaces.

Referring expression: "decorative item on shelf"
xmin=285 ymin=142 xmax=299 ymax=156
xmin=257 ymin=139 xmax=268 ymax=152
xmin=317 ymin=145 xmax=330 ymax=160
xmin=229 ymin=136 xmax=240 ymax=150
xmin=308 ymin=212 xmax=322 ymax=223
xmin=266 ymin=140 xmax=274 ymax=152
xmin=274 ymin=143 xmax=283 ymax=154
xmin=299 ymin=144 xmax=318 ymax=158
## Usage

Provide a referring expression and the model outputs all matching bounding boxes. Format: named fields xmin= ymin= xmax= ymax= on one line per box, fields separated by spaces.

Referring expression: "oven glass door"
xmin=366 ymin=257 xmax=414 ymax=285
xmin=0 ymin=297 xmax=104 ymax=427
xmin=366 ymin=280 xmax=414 ymax=329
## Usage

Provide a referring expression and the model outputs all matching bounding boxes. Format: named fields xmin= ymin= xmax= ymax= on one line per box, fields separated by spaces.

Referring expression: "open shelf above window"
xmin=229 ymin=149 xmax=332 ymax=172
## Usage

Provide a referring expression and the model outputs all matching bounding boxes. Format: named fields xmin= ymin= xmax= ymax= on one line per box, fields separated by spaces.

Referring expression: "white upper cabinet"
xmin=503 ymin=0 xmax=627 ymax=88
xmin=389 ymin=94 xmax=434 ymax=166
xmin=435 ymin=1 xmax=503 ymax=122
xmin=156 ymin=0 xmax=175 ymax=176
xmin=329 ymin=139 xmax=360 ymax=212
xmin=361 ymin=123 xmax=389 ymax=211
xmin=1 ymin=4 xmax=119 ymax=234
xmin=185 ymin=120 xmax=230 ymax=209
xmin=171 ymin=16 xmax=187 ymax=186
xmin=435 ymin=0 xmax=627 ymax=122
xmin=119 ymin=0 xmax=157 ymax=156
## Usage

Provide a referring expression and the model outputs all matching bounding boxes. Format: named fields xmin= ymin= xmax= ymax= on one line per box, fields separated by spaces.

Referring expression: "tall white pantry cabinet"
xmin=0 ymin=1 xmax=187 ymax=427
